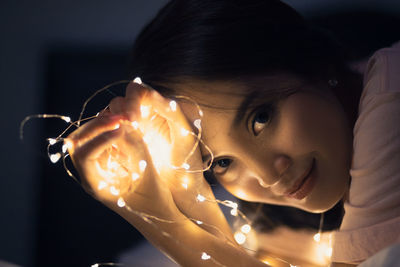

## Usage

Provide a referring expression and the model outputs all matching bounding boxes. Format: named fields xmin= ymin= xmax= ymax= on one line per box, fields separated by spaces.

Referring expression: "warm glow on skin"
xmin=176 ymin=77 xmax=352 ymax=212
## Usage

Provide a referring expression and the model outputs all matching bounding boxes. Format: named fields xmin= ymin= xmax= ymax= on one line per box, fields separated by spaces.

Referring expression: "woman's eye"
xmin=212 ymin=158 xmax=232 ymax=175
xmin=252 ymin=108 xmax=272 ymax=136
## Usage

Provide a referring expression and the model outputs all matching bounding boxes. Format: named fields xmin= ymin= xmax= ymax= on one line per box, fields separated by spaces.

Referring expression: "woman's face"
xmin=175 ymin=76 xmax=352 ymax=213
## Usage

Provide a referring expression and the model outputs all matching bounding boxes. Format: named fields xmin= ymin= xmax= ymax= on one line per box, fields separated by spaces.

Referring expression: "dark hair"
xmin=129 ymin=0 xmax=355 ymax=92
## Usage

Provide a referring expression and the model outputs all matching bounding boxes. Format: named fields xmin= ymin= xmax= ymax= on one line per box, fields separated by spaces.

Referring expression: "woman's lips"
xmin=285 ymin=159 xmax=316 ymax=200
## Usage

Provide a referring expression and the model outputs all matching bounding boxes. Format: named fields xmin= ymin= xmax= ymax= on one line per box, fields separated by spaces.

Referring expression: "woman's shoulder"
xmin=362 ymin=41 xmax=400 ymax=97
xmin=331 ymin=41 xmax=400 ymax=265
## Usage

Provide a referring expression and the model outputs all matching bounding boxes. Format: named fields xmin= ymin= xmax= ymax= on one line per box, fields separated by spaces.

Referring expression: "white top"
xmin=332 ymin=42 xmax=400 ymax=264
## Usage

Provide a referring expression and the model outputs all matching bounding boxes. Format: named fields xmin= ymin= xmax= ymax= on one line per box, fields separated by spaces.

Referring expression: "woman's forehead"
xmin=172 ymin=74 xmax=304 ymax=107
xmin=174 ymin=80 xmax=248 ymax=109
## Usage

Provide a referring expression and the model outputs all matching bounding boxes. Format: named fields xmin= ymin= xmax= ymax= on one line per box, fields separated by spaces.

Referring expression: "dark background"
xmin=1 ymin=1 xmax=400 ymax=266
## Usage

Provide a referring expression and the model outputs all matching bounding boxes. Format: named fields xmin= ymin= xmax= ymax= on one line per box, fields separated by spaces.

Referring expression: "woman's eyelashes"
xmin=250 ymin=104 xmax=274 ymax=136
xmin=211 ymin=158 xmax=232 ymax=175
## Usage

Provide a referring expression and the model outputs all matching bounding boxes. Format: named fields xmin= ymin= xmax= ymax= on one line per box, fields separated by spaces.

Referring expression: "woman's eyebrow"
xmin=232 ymin=91 xmax=258 ymax=128
xmin=202 ymin=154 xmax=211 ymax=164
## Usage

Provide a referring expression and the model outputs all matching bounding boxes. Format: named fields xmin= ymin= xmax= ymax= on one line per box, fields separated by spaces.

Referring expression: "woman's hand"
xmin=65 ymin=80 xmax=269 ymax=267
xmin=66 ymin=109 xmax=184 ymax=222
xmin=107 ymin=81 xmax=235 ymax=241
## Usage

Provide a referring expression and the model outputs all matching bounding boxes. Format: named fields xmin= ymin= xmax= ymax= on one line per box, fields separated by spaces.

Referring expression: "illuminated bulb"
xmin=230 ymin=208 xmax=238 ymax=216
xmin=199 ymin=110 xmax=203 ymax=117
xmin=180 ymin=128 xmax=189 ymax=136
xmin=98 ymin=181 xmax=108 ymax=190
xmin=140 ymin=105 xmax=150 ymax=118
xmin=50 ymin=153 xmax=61 ymax=163
xmin=110 ymin=186 xmax=120 ymax=196
xmin=241 ymin=224 xmax=251 ymax=234
xmin=143 ymin=134 xmax=151 ymax=144
xmin=193 ymin=119 xmax=201 ymax=129
xmin=91 ymin=264 xmax=99 ymax=267
xmin=62 ymin=144 xmax=68 ymax=153
xmin=117 ymin=197 xmax=126 ymax=208
xmin=234 ymin=232 xmax=246 ymax=245
xmin=169 ymin=101 xmax=177 ymax=112
xmin=314 ymin=233 xmax=321 ymax=242
xmin=325 ymin=247 xmax=333 ymax=258
xmin=107 ymin=157 xmax=119 ymax=170
xmin=201 ymin=252 xmax=211 ymax=260
xmin=131 ymin=172 xmax=140 ymax=181
xmin=133 ymin=77 xmax=142 ymax=84
xmin=62 ymin=140 xmax=73 ymax=153
xmin=61 ymin=116 xmax=71 ymax=123
xmin=225 ymin=201 xmax=238 ymax=209
xmin=182 ymin=163 xmax=190 ymax=170
xmin=181 ymin=176 xmax=189 ymax=189
xmin=196 ymin=194 xmax=206 ymax=202
xmin=196 ymin=220 xmax=203 ymax=225
xmin=236 ymin=190 xmax=246 ymax=199
xmin=48 ymin=138 xmax=57 ymax=145
xmin=139 ymin=160 xmax=147 ymax=172
xmin=131 ymin=121 xmax=139 ymax=130
xmin=114 ymin=123 xmax=120 ymax=130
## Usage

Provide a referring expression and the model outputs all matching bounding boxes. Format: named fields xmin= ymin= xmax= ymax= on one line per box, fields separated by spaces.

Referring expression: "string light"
xmin=98 ymin=181 xmax=108 ymax=190
xmin=133 ymin=77 xmax=142 ymax=84
xmin=139 ymin=160 xmax=147 ymax=172
xmin=140 ymin=105 xmax=150 ymax=118
xmin=181 ymin=163 xmax=190 ymax=170
xmin=131 ymin=121 xmax=139 ymax=130
xmin=117 ymin=197 xmax=126 ymax=208
xmin=241 ymin=224 xmax=251 ymax=234
xmin=20 ymin=77 xmax=324 ymax=267
xmin=110 ymin=186 xmax=120 ymax=196
xmin=61 ymin=116 xmax=71 ymax=123
xmin=201 ymin=252 xmax=211 ymax=260
xmin=230 ymin=208 xmax=238 ymax=217
xmin=313 ymin=233 xmax=321 ymax=242
xmin=169 ymin=100 xmax=177 ymax=112
xmin=131 ymin=173 xmax=140 ymax=181
xmin=181 ymin=176 xmax=189 ymax=189
xmin=196 ymin=194 xmax=206 ymax=202
xmin=193 ymin=119 xmax=201 ymax=129
xmin=234 ymin=231 xmax=246 ymax=245
xmin=48 ymin=138 xmax=57 ymax=145
xmin=180 ymin=127 xmax=189 ymax=136
xmin=50 ymin=153 xmax=62 ymax=163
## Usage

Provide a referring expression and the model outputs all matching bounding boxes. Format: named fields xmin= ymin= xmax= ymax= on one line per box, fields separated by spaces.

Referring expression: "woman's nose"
xmin=274 ymin=154 xmax=292 ymax=178
xmin=257 ymin=154 xmax=292 ymax=187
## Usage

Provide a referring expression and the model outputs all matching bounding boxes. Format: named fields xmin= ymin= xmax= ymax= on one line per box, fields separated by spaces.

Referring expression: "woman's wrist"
xmin=126 ymin=213 xmax=266 ymax=267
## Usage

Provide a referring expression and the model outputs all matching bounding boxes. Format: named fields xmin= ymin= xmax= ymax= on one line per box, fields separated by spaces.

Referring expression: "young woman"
xmin=67 ymin=0 xmax=400 ymax=266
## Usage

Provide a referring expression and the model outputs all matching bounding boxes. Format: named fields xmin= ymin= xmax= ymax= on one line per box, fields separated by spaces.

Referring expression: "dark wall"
xmin=0 ymin=1 xmax=167 ymax=266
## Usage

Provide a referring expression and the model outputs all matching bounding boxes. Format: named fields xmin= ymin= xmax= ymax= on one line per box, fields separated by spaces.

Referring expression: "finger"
xmin=125 ymin=81 xmax=149 ymax=121
xmin=73 ymin=127 xmax=123 ymax=162
xmin=109 ymin=96 xmax=126 ymax=115
xmin=68 ymin=115 xmax=124 ymax=145
xmin=147 ymin=90 xmax=194 ymax=142
xmin=122 ymin=129 xmax=171 ymax=201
